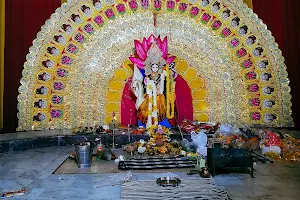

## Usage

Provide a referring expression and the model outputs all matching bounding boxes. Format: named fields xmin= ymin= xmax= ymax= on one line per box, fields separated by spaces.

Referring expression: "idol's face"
xmin=239 ymin=28 xmax=246 ymax=35
xmin=222 ymin=12 xmax=229 ymax=19
xmin=65 ymin=26 xmax=72 ymax=33
xmin=246 ymin=38 xmax=254 ymax=45
xmin=39 ymin=100 xmax=47 ymax=108
xmin=84 ymin=8 xmax=91 ymax=15
xmin=51 ymin=48 xmax=59 ymax=55
xmin=261 ymin=74 xmax=269 ymax=81
xmin=46 ymin=61 xmax=53 ymax=67
xmin=94 ymin=1 xmax=102 ymax=8
xmin=263 ymin=87 xmax=271 ymax=94
xmin=253 ymin=49 xmax=260 ymax=57
xmin=258 ymin=62 xmax=266 ymax=69
xmin=57 ymin=36 xmax=65 ymax=43
xmin=231 ymin=20 xmax=238 ymax=27
xmin=212 ymin=5 xmax=219 ymax=12
xmin=264 ymin=100 xmax=273 ymax=107
xmin=202 ymin=0 xmax=209 ymax=6
xmin=43 ymin=73 xmax=50 ymax=80
xmin=266 ymin=114 xmax=274 ymax=121
xmin=75 ymin=16 xmax=81 ymax=23
xmin=151 ymin=64 xmax=159 ymax=73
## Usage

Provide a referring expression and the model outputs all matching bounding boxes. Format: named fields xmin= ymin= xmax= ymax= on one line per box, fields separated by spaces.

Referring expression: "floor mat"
xmin=118 ymin=156 xmax=195 ymax=170
xmin=121 ymin=178 xmax=232 ymax=200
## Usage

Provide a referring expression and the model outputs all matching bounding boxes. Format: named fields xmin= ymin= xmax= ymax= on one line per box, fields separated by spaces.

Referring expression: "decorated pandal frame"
xmin=17 ymin=0 xmax=293 ymax=131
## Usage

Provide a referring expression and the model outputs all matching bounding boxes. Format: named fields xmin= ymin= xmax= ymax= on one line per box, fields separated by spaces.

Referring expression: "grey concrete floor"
xmin=0 ymin=146 xmax=299 ymax=200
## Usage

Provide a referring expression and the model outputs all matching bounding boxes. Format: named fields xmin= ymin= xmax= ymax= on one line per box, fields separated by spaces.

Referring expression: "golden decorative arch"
xmin=17 ymin=0 xmax=293 ymax=131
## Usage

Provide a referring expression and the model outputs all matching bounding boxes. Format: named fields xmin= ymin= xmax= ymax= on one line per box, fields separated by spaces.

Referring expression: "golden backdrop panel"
xmin=16 ymin=0 xmax=293 ymax=130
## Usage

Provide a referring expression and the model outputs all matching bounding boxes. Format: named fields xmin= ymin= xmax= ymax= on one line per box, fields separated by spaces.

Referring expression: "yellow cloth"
xmin=137 ymin=94 xmax=166 ymax=124
xmin=0 ymin=0 xmax=4 ymax=128
xmin=61 ymin=0 xmax=68 ymax=3
xmin=243 ymin=0 xmax=253 ymax=9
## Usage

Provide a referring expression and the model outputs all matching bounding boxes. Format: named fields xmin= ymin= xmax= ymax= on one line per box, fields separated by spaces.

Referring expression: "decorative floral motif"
xmin=154 ymin=0 xmax=162 ymax=11
xmin=116 ymin=3 xmax=126 ymax=14
xmin=61 ymin=56 xmax=72 ymax=65
xmin=249 ymin=98 xmax=260 ymax=106
xmin=236 ymin=48 xmax=247 ymax=58
xmin=211 ymin=20 xmax=222 ymax=30
xmin=67 ymin=44 xmax=78 ymax=54
xmin=53 ymin=82 xmax=65 ymax=90
xmin=94 ymin=16 xmax=104 ymax=26
xmin=84 ymin=24 xmax=94 ymax=34
xmin=248 ymin=83 xmax=259 ymax=93
xmin=229 ymin=38 xmax=240 ymax=48
xmin=105 ymin=8 xmax=115 ymax=19
xmin=51 ymin=109 xmax=63 ymax=118
xmin=129 ymin=0 xmax=138 ymax=11
xmin=56 ymin=68 xmax=68 ymax=78
xmin=74 ymin=33 xmax=85 ymax=43
xmin=251 ymin=112 xmax=261 ymax=120
xmin=166 ymin=0 xmax=175 ymax=11
xmin=220 ymin=27 xmax=231 ymax=37
xmin=141 ymin=0 xmax=149 ymax=9
xmin=245 ymin=71 xmax=257 ymax=80
xmin=241 ymin=59 xmax=253 ymax=69
xmin=201 ymin=13 xmax=211 ymax=24
xmin=179 ymin=3 xmax=188 ymax=13
xmin=190 ymin=7 xmax=200 ymax=18
xmin=51 ymin=95 xmax=63 ymax=104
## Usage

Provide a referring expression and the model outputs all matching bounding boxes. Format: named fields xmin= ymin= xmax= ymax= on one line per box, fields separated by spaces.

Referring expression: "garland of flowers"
xmin=146 ymin=79 xmax=158 ymax=129
xmin=166 ymin=65 xmax=175 ymax=119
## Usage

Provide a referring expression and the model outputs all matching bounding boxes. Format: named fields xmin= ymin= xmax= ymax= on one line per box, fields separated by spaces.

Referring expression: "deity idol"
xmin=129 ymin=35 xmax=176 ymax=129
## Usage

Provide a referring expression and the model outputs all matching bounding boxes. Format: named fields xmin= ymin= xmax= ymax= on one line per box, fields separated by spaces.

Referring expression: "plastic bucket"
xmin=75 ymin=142 xmax=92 ymax=168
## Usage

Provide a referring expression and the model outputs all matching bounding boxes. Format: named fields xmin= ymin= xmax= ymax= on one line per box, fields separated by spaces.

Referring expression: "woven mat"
xmin=118 ymin=157 xmax=195 ymax=170
xmin=121 ymin=178 xmax=232 ymax=200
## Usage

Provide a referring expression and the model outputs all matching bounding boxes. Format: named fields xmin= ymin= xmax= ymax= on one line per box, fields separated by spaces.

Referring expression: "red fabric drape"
xmin=252 ymin=0 xmax=283 ymax=47
xmin=280 ymin=0 xmax=300 ymax=128
xmin=4 ymin=0 xmax=61 ymax=132
xmin=253 ymin=0 xmax=300 ymax=128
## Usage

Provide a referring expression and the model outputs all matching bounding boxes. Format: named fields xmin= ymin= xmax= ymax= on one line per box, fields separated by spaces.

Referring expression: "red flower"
xmin=94 ymin=16 xmax=103 ymax=25
xmin=190 ymin=7 xmax=200 ymax=17
xmin=221 ymin=27 xmax=231 ymax=37
xmin=179 ymin=3 xmax=187 ymax=12
xmin=105 ymin=9 xmax=115 ymax=19
xmin=129 ymin=0 xmax=138 ymax=10
xmin=167 ymin=0 xmax=175 ymax=10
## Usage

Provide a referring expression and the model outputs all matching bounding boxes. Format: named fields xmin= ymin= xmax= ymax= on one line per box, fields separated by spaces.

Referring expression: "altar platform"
xmin=0 ymin=129 xmax=192 ymax=153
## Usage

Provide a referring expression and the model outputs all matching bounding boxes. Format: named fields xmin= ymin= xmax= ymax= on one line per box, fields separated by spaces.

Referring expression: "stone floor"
xmin=0 ymin=146 xmax=299 ymax=200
